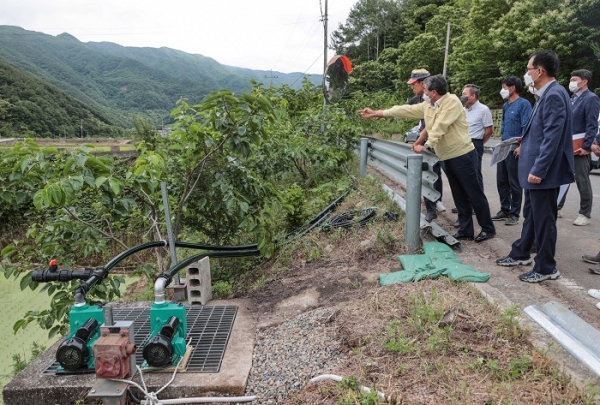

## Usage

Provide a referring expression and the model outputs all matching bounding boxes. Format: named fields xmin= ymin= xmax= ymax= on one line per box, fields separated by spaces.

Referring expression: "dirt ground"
xmin=230 ymin=172 xmax=599 ymax=404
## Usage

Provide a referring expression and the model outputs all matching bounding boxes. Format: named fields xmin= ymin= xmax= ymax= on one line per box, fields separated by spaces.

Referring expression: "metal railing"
xmin=359 ymin=137 xmax=440 ymax=202
xmin=358 ymin=137 xmax=458 ymax=249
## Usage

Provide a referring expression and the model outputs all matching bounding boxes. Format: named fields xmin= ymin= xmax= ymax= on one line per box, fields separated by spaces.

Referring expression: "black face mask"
xmin=459 ymin=95 xmax=468 ymax=106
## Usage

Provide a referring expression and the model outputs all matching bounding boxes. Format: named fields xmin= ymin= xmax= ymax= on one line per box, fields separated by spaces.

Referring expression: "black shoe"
xmin=505 ymin=215 xmax=519 ymax=226
xmin=452 ymin=207 xmax=458 ymax=213
xmin=474 ymin=231 xmax=496 ymax=243
xmin=453 ymin=232 xmax=474 ymax=241
xmin=492 ymin=211 xmax=509 ymax=221
xmin=453 ymin=219 xmax=460 ymax=228
xmin=425 ymin=210 xmax=437 ymax=222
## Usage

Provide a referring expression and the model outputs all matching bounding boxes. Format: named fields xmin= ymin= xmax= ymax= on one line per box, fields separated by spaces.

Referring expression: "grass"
xmin=239 ymin=172 xmax=600 ymax=404
xmin=285 ymin=280 xmax=600 ymax=404
xmin=0 ymin=273 xmax=138 ymax=404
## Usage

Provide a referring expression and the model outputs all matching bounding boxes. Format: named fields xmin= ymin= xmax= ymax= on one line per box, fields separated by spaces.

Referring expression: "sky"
xmin=0 ymin=0 xmax=358 ymax=75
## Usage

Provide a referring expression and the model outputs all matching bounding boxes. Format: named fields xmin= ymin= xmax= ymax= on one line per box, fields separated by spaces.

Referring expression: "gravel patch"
xmin=244 ymin=307 xmax=346 ymax=404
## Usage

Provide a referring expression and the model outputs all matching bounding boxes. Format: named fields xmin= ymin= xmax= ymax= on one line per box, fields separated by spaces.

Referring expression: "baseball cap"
xmin=407 ymin=69 xmax=431 ymax=84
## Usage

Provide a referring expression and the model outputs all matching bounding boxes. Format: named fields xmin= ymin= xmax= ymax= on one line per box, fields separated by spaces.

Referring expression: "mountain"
xmin=0 ymin=58 xmax=124 ymax=138
xmin=0 ymin=26 xmax=321 ymax=135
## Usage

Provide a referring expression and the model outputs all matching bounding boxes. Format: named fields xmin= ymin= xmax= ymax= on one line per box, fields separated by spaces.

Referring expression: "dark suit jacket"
xmin=571 ymin=88 xmax=600 ymax=151
xmin=519 ymin=81 xmax=574 ymax=190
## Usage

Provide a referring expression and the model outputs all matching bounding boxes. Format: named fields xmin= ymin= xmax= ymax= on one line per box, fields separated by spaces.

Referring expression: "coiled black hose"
xmin=321 ymin=208 xmax=377 ymax=231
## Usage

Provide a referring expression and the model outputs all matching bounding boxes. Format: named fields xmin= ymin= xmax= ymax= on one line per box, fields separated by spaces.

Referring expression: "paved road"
xmin=431 ymin=148 xmax=600 ymax=326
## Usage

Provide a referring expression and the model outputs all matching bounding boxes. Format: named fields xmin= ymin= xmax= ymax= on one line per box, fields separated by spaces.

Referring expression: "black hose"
xmin=321 ymin=208 xmax=377 ymax=231
xmin=166 ymin=249 xmax=260 ymax=279
xmin=103 ymin=240 xmax=258 ymax=272
xmin=281 ymin=185 xmax=354 ymax=244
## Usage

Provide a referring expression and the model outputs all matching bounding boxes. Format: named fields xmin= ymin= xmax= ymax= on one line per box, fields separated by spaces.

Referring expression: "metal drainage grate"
xmin=42 ymin=305 xmax=237 ymax=375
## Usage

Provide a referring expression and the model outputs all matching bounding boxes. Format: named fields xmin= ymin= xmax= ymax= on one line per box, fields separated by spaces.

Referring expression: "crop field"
xmin=0 ymin=274 xmax=138 ymax=402
xmin=0 ymin=137 xmax=137 ymax=152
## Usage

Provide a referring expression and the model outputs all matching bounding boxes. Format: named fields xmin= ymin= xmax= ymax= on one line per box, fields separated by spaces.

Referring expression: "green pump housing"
xmin=56 ymin=304 xmax=104 ymax=371
xmin=146 ymin=302 xmax=187 ymax=364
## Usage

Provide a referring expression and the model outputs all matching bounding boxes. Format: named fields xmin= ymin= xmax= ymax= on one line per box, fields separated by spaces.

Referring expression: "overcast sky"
xmin=0 ymin=0 xmax=358 ymax=74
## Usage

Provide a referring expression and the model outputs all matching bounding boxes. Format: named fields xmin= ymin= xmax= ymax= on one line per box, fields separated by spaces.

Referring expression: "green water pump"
xmin=142 ymin=302 xmax=187 ymax=367
xmin=56 ymin=304 xmax=104 ymax=371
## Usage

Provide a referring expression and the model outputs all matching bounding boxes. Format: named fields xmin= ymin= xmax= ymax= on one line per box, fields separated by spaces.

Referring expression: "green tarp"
xmin=379 ymin=241 xmax=491 ymax=286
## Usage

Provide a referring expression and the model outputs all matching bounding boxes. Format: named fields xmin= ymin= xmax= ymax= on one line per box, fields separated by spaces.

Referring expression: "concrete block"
xmin=186 ymin=257 xmax=212 ymax=305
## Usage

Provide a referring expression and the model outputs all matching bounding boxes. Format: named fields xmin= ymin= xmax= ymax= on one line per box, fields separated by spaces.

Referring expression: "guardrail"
xmin=359 ymin=137 xmax=440 ymax=202
xmin=358 ymin=137 xmax=458 ymax=249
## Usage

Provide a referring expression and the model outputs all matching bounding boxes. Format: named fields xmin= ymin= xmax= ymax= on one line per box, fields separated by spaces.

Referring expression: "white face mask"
xmin=569 ymin=81 xmax=580 ymax=93
xmin=500 ymin=88 xmax=510 ymax=99
xmin=422 ymin=94 xmax=431 ymax=103
xmin=523 ymin=73 xmax=534 ymax=87
xmin=527 ymin=85 xmax=536 ymax=94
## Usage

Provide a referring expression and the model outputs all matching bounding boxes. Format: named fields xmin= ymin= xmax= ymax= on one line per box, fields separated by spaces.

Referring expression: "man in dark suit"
xmin=496 ymin=50 xmax=575 ymax=283
xmin=560 ymin=69 xmax=600 ymax=226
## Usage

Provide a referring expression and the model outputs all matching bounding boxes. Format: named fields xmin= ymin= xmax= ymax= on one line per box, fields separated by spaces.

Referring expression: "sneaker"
xmin=519 ymin=269 xmax=560 ymax=283
xmin=588 ymin=289 xmax=600 ymax=299
xmin=583 ymin=253 xmax=600 ymax=264
xmin=436 ymin=201 xmax=446 ymax=212
xmin=496 ymin=256 xmax=533 ymax=266
xmin=596 ymin=302 xmax=600 ymax=310
xmin=451 ymin=207 xmax=458 ymax=213
xmin=505 ymin=215 xmax=519 ymax=226
xmin=574 ymin=214 xmax=590 ymax=226
xmin=589 ymin=265 xmax=600 ymax=275
xmin=492 ymin=211 xmax=509 ymax=221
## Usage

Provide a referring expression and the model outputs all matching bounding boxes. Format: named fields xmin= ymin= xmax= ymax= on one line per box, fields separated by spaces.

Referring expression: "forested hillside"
xmin=0 ymin=58 xmax=124 ymax=138
xmin=332 ymin=0 xmax=600 ymax=106
xmin=0 ymin=26 xmax=320 ymax=137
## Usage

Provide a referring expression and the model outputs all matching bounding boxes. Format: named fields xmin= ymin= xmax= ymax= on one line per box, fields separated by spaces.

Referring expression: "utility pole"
xmin=322 ymin=0 xmax=328 ymax=90
xmin=442 ymin=22 xmax=451 ymax=78
xmin=265 ymin=70 xmax=278 ymax=86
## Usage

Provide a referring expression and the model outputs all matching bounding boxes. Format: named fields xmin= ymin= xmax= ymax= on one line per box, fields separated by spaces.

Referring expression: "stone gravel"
xmin=244 ymin=307 xmax=346 ymax=404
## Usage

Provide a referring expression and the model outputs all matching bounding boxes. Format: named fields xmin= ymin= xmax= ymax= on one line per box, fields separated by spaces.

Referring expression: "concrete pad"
xmin=3 ymin=299 xmax=255 ymax=405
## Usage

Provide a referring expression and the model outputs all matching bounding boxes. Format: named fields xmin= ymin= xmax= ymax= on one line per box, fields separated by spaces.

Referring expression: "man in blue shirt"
xmin=492 ymin=76 xmax=532 ymax=226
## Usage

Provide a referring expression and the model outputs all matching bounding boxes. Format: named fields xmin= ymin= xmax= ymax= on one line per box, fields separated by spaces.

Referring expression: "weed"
xmin=11 ymin=342 xmax=46 ymax=377
xmin=375 ymin=227 xmax=397 ymax=247
xmin=336 ymin=376 xmax=383 ymax=405
xmin=212 ymin=280 xmax=232 ymax=299
xmin=508 ymin=355 xmax=532 ymax=379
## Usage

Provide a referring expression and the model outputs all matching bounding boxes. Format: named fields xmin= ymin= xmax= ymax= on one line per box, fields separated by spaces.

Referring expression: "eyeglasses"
xmin=525 ymin=67 xmax=537 ymax=73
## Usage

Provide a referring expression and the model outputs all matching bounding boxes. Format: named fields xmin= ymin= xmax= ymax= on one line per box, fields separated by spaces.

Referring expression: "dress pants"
xmin=574 ymin=154 xmax=593 ymax=217
xmin=509 ymin=188 xmax=559 ymax=275
xmin=443 ymin=149 xmax=495 ymax=237
xmin=496 ymin=150 xmax=522 ymax=217
xmin=471 ymin=139 xmax=484 ymax=189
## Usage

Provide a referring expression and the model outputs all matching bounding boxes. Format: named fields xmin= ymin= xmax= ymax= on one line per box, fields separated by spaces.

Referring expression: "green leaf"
xmin=108 ymin=178 xmax=122 ymax=195
xmin=13 ymin=319 xmax=27 ymax=334
xmin=1 ymin=244 xmax=16 ymax=258
xmin=70 ymin=175 xmax=84 ymax=191
xmin=95 ymin=176 xmax=108 ymax=187
xmin=19 ymin=273 xmax=32 ymax=290
xmin=32 ymin=190 xmax=44 ymax=209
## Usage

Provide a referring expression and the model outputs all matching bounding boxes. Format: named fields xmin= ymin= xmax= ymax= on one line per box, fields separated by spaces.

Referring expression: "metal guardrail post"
xmin=405 ymin=154 xmax=423 ymax=252
xmin=359 ymin=138 xmax=368 ymax=177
